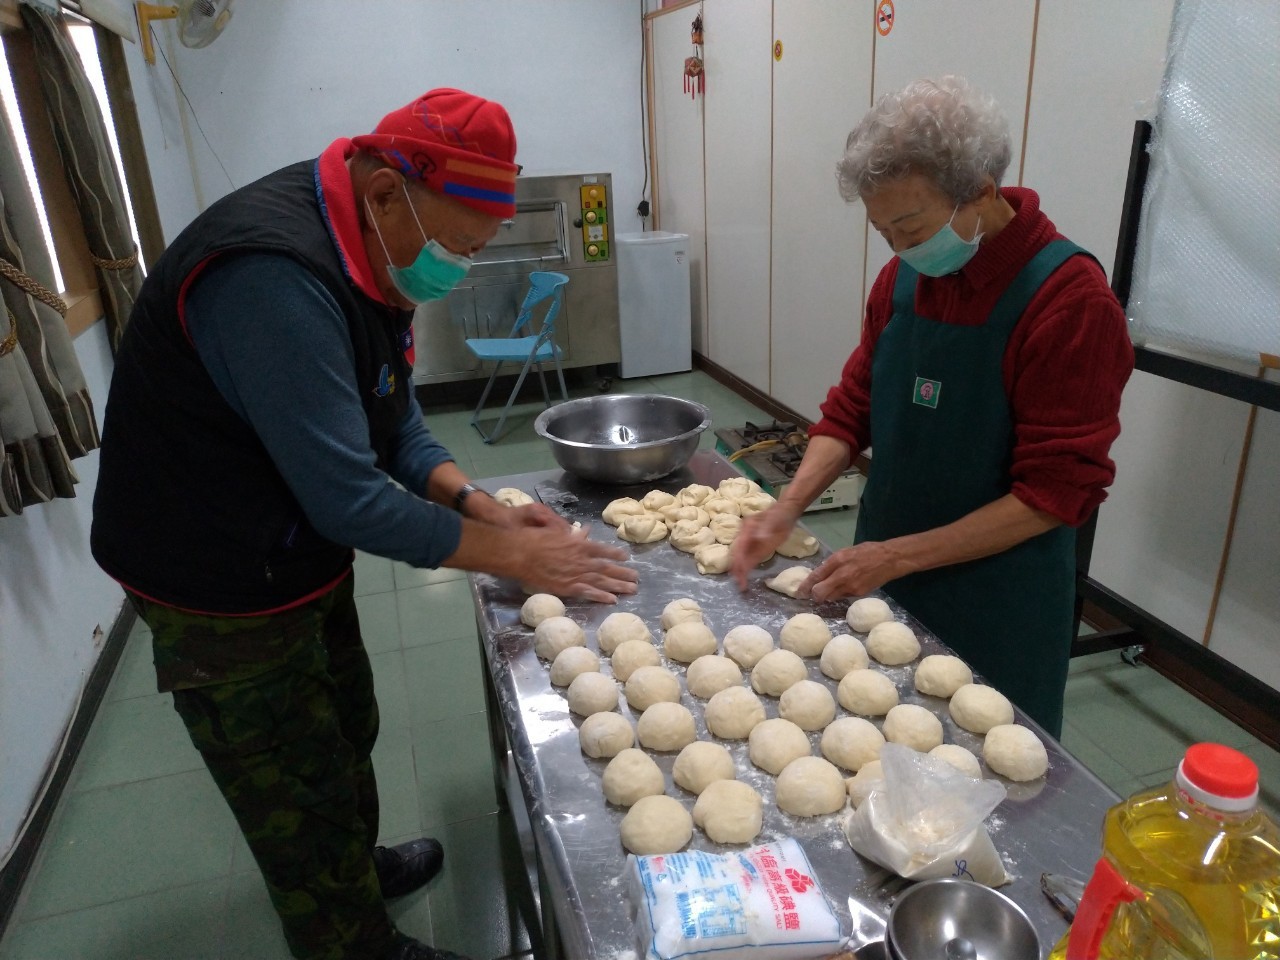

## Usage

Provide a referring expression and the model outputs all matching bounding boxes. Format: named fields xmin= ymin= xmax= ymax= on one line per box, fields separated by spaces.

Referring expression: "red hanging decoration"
xmin=683 ymin=12 xmax=705 ymax=100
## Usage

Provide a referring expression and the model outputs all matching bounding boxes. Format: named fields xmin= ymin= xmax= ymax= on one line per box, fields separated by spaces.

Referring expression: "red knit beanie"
xmin=352 ymin=88 xmax=518 ymax=218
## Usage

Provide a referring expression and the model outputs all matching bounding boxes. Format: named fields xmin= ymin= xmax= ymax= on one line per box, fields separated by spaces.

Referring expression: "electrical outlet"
xmin=92 ymin=624 xmax=104 ymax=648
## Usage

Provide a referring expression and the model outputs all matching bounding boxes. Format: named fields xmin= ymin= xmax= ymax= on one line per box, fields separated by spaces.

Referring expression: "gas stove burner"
xmin=743 ymin=419 xmax=799 ymax=443
xmin=769 ymin=446 xmax=805 ymax=478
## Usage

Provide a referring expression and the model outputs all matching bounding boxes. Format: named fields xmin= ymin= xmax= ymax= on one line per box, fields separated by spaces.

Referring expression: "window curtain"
xmin=0 ymin=102 xmax=99 ymax=516
xmin=21 ymin=4 xmax=143 ymax=354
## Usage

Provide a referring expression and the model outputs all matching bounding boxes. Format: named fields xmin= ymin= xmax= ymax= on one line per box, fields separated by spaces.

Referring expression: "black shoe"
xmin=381 ymin=932 xmax=472 ymax=960
xmin=373 ymin=837 xmax=444 ymax=899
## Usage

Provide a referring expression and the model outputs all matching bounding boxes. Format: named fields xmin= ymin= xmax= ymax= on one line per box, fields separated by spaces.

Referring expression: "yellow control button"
xmin=587 ymin=244 xmax=600 ymax=257
xmin=585 ymin=210 xmax=598 ymax=223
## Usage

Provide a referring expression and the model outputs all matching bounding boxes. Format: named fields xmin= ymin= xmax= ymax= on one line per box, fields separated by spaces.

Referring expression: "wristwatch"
xmin=453 ymin=482 xmax=483 ymax=514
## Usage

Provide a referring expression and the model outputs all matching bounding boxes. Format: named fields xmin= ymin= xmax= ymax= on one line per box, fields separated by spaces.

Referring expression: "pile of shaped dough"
xmin=736 ymin=492 xmax=775 ymax=516
xmin=777 ymin=527 xmax=820 ymax=559
xmin=520 ymin=593 xmax=565 ymax=628
xmin=494 ymin=487 xmax=534 ymax=507
xmin=846 ymin=597 xmax=894 ymax=633
xmin=602 ymin=497 xmax=645 ymax=526
xmin=641 ymin=490 xmax=676 ymax=512
xmin=709 ymin=514 xmax=743 ymax=544
xmin=776 ymin=756 xmax=847 ymax=816
xmin=617 ymin=514 xmax=667 ymax=544
xmin=661 ymin=504 xmax=710 ymax=528
xmin=694 ymin=542 xmax=732 ymax=575
xmin=765 ymin=565 xmax=811 ymax=598
xmin=950 ymin=683 xmax=1014 ymax=734
xmin=621 ymin=795 xmax=692 ymax=854
xmin=672 ymin=740 xmax=736 ymax=794
xmin=670 ymin=521 xmax=716 ymax=553
xmin=717 ymin=476 xmax=761 ymax=500
xmin=983 ymin=724 xmax=1049 ymax=781
xmin=693 ymin=780 xmax=763 ymax=844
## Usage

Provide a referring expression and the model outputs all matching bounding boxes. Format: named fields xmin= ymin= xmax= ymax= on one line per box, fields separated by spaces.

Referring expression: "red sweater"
xmin=810 ymin=187 xmax=1134 ymax=527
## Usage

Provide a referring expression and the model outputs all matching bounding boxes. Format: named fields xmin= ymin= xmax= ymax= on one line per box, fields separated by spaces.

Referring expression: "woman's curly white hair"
xmin=836 ymin=76 xmax=1012 ymax=205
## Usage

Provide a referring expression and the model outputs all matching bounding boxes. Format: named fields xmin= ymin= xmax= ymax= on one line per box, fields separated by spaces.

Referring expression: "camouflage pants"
xmin=130 ymin=577 xmax=395 ymax=960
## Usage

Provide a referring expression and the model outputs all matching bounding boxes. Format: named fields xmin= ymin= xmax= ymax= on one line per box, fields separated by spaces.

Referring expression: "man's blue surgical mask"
xmin=897 ymin=206 xmax=983 ymax=277
xmin=367 ymin=181 xmax=472 ymax=304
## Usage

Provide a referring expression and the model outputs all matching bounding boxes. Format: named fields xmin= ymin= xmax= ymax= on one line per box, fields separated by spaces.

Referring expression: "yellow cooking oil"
xmin=1049 ymin=743 xmax=1280 ymax=960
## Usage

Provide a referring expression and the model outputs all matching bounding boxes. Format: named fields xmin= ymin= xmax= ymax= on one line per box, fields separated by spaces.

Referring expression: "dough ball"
xmin=520 ymin=593 xmax=565 ymax=628
xmin=777 ymin=527 xmax=820 ymax=559
xmin=637 ymin=701 xmax=697 ymax=752
xmin=617 ymin=514 xmax=667 ymax=544
xmin=776 ymin=756 xmax=847 ymax=817
xmin=624 ymin=666 xmax=682 ymax=711
xmin=750 ymin=649 xmax=808 ymax=697
xmin=717 ymin=476 xmax=760 ymax=500
xmin=670 ymin=521 xmax=716 ymax=553
xmin=661 ymin=504 xmax=710 ymax=527
xmin=950 ymin=683 xmax=1014 ymax=734
xmin=694 ymin=542 xmax=733 ymax=575
xmin=735 ymin=492 xmax=776 ymax=517
xmin=883 ymin=703 xmax=944 ymax=751
xmin=566 ymin=672 xmax=619 ymax=716
xmin=603 ymin=748 xmax=665 ymax=806
xmin=677 ymin=483 xmax=716 ymax=506
xmin=866 ymin=621 xmax=920 ymax=666
xmin=494 ymin=486 xmax=534 ymax=507
xmin=836 ymin=669 xmax=899 ymax=716
xmin=914 ymin=654 xmax=974 ymax=698
xmin=929 ymin=743 xmax=982 ymax=778
xmin=764 ymin=565 xmax=811 ymax=598
xmin=780 ymin=613 xmax=833 ymax=657
xmin=579 ymin=712 xmax=635 ymax=758
xmin=550 ymin=646 xmax=600 ymax=687
xmin=983 ymin=724 xmax=1049 ymax=781
xmin=709 ymin=514 xmax=743 ymax=545
xmin=672 ymin=740 xmax=736 ymax=794
xmin=693 ymin=779 xmax=763 ymax=844
xmin=747 ymin=717 xmax=812 ymax=775
xmin=661 ymin=598 xmax=704 ymax=630
xmin=723 ymin=625 xmax=774 ymax=668
xmin=533 ymin=616 xmax=586 ymax=660
xmin=704 ymin=686 xmax=766 ymax=739
xmin=702 ymin=496 xmax=741 ymax=518
xmin=611 ymin=639 xmax=662 ymax=682
xmin=620 ymin=795 xmax=692 ymax=855
xmin=641 ymin=489 xmax=677 ymax=511
xmin=596 ymin=612 xmax=652 ymax=654
xmin=602 ymin=497 xmax=645 ymax=526
xmin=663 ymin=621 xmax=718 ymax=663
xmin=846 ymin=597 xmax=894 ymax=633
xmin=820 ymin=634 xmax=869 ymax=680
xmin=821 ymin=717 xmax=885 ymax=772
xmin=685 ymin=655 xmax=743 ymax=699
xmin=778 ymin=680 xmax=837 ymax=731
xmin=845 ymin=759 xmax=885 ymax=808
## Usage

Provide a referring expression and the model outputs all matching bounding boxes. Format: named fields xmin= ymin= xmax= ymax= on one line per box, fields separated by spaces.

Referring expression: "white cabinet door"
xmin=863 ymin=1 xmax=1037 ymax=294
xmin=770 ymin=0 xmax=875 ymax=422
xmin=702 ymin=0 xmax=773 ymax=389
xmin=648 ymin=10 xmax=710 ymax=354
xmin=1024 ymin=0 xmax=1175 ymax=277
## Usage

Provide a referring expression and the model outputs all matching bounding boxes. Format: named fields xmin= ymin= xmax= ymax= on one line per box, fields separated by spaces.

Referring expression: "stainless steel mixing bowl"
xmin=533 ymin=394 xmax=712 ymax=485
xmin=886 ymin=878 xmax=1041 ymax=960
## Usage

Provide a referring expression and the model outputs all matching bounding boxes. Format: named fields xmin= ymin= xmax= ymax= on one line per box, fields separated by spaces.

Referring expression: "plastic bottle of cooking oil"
xmin=1048 ymin=742 xmax=1280 ymax=960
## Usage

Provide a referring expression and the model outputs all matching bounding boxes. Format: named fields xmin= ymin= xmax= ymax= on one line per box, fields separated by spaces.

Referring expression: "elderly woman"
xmin=731 ymin=76 xmax=1133 ymax=737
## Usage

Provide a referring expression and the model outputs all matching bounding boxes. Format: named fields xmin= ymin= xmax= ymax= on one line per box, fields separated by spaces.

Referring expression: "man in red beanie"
xmin=92 ymin=89 xmax=636 ymax=960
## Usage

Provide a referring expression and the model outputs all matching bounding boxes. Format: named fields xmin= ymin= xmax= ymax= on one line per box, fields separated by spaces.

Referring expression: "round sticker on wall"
xmin=877 ymin=0 xmax=895 ymax=37
xmin=774 ymin=39 xmax=783 ymax=61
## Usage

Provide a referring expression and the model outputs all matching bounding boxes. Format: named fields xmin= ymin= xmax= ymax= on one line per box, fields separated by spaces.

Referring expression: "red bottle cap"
xmin=1178 ymin=742 xmax=1258 ymax=812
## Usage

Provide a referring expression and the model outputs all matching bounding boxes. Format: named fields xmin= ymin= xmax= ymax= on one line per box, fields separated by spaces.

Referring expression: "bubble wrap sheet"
xmin=1128 ymin=0 xmax=1280 ymax=363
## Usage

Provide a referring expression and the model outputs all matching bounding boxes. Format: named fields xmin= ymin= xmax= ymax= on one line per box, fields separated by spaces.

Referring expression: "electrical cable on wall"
xmin=150 ymin=24 xmax=235 ymax=192
xmin=637 ymin=0 xmax=650 ymax=230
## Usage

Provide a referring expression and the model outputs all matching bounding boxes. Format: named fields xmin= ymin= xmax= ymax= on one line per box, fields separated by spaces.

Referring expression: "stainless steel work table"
xmin=469 ymin=451 xmax=1116 ymax=959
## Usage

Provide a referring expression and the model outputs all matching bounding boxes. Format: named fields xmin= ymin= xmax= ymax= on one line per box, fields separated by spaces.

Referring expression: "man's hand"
xmin=730 ymin=503 xmax=803 ymax=589
xmin=486 ymin=501 xmax=567 ymax=531
xmin=515 ymin=526 xmax=638 ymax=603
xmin=800 ymin=540 xmax=904 ymax=601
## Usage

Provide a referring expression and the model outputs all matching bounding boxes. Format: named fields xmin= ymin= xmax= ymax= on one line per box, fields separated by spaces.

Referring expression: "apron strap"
xmin=986 ymin=239 xmax=1092 ymax=335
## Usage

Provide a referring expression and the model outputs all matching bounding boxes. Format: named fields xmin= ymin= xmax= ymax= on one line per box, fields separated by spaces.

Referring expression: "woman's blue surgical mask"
xmin=897 ymin=206 xmax=983 ymax=277
xmin=367 ymin=182 xmax=472 ymax=304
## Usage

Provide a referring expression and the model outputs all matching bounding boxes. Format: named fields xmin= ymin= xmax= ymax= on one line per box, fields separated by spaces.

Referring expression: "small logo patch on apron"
xmin=913 ymin=376 xmax=941 ymax=408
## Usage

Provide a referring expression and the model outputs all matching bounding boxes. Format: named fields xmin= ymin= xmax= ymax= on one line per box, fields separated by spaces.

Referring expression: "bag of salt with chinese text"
xmin=626 ymin=838 xmax=844 ymax=960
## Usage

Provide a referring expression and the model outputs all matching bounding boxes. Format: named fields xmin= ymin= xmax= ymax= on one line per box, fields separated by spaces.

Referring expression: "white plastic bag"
xmin=843 ymin=744 xmax=1010 ymax=886
xmin=627 ymin=839 xmax=845 ymax=960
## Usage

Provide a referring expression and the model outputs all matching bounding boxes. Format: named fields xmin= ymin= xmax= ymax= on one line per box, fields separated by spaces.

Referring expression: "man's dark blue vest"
xmin=92 ymin=159 xmax=414 ymax=613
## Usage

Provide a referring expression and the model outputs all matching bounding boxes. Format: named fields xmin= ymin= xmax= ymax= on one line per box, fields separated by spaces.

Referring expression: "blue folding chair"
xmin=465 ymin=271 xmax=570 ymax=443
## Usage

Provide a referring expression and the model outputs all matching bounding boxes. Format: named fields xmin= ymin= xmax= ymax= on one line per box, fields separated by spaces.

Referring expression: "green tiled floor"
xmin=3 ymin=369 xmax=1277 ymax=958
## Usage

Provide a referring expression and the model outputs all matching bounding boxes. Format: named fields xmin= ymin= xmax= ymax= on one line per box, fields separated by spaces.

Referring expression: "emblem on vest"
xmin=913 ymin=376 xmax=941 ymax=409
xmin=374 ymin=364 xmax=396 ymax=397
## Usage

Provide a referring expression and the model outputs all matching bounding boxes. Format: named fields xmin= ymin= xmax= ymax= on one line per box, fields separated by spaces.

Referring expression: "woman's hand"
xmin=800 ymin=540 xmax=905 ymax=601
xmin=730 ymin=503 xmax=803 ymax=589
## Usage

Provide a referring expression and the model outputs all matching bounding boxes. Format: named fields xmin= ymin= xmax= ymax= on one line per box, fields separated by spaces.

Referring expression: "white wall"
xmin=0 ymin=323 xmax=123 ymax=860
xmin=124 ymin=1 xmax=647 ymax=241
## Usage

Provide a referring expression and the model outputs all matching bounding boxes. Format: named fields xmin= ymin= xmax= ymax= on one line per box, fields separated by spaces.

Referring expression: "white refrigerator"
xmin=616 ymin=231 xmax=692 ymax=378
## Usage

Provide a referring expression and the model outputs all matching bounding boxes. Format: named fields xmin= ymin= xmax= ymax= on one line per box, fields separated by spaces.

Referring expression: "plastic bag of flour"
xmin=627 ymin=839 xmax=844 ymax=960
xmin=843 ymin=744 xmax=1010 ymax=886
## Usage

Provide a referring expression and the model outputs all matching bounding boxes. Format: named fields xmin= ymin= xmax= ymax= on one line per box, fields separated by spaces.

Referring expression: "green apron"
xmin=855 ymin=240 xmax=1087 ymax=738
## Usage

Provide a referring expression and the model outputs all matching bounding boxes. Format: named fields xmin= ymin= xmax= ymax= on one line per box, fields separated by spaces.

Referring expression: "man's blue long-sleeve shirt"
xmin=185 ymin=252 xmax=463 ymax=568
